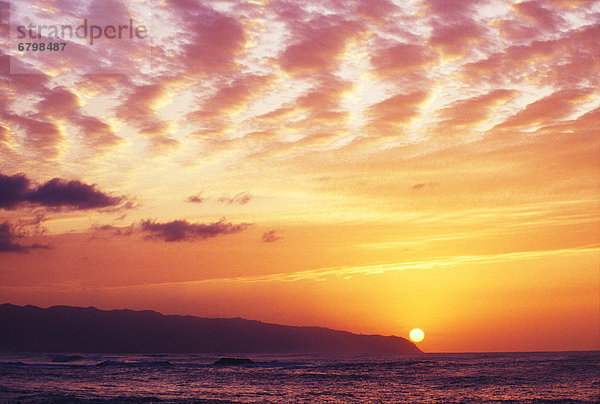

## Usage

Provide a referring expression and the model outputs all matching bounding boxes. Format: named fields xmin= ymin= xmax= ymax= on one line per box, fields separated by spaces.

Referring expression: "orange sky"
xmin=0 ymin=0 xmax=599 ymax=352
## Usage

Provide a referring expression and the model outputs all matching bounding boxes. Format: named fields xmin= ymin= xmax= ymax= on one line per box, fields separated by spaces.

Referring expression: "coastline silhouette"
xmin=0 ymin=303 xmax=421 ymax=354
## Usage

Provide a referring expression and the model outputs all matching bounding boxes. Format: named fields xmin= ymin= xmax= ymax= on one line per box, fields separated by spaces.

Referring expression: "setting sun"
xmin=1 ymin=0 xmax=599 ymax=401
xmin=410 ymin=329 xmax=425 ymax=343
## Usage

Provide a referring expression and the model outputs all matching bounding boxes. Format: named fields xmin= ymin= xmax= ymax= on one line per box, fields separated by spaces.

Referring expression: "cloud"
xmin=34 ymin=87 xmax=121 ymax=149
xmin=511 ymin=0 xmax=565 ymax=33
xmin=140 ymin=218 xmax=251 ymax=242
xmin=187 ymin=194 xmax=205 ymax=203
xmin=412 ymin=182 xmax=439 ymax=190
xmin=436 ymin=89 xmax=517 ymax=134
xmin=425 ymin=0 xmax=485 ymax=57
xmin=0 ymin=173 xmax=30 ymax=209
xmin=0 ymin=0 xmax=8 ymax=37
xmin=117 ymin=84 xmax=166 ymax=122
xmin=0 ymin=52 xmax=51 ymax=93
xmin=355 ymin=0 xmax=397 ymax=22
xmin=0 ymin=82 xmax=119 ymax=157
xmin=0 ymin=125 xmax=8 ymax=144
xmin=366 ymin=91 xmax=429 ymax=135
xmin=494 ymin=88 xmax=594 ymax=131
xmin=109 ymin=245 xmax=600 ymax=287
xmin=71 ymin=116 xmax=121 ymax=148
xmin=0 ymin=221 xmax=49 ymax=253
xmin=114 ymin=83 xmax=172 ymax=137
xmin=369 ymin=91 xmax=428 ymax=123
xmin=26 ymin=178 xmax=124 ymax=210
xmin=261 ymin=230 xmax=282 ymax=243
xmin=7 ymin=116 xmax=63 ymax=158
xmin=189 ymin=74 xmax=273 ymax=120
xmin=429 ymin=21 xmax=485 ymax=57
xmin=424 ymin=0 xmax=474 ymax=21
xmin=167 ymin=2 xmax=247 ymax=74
xmin=0 ymin=173 xmax=126 ymax=210
xmin=92 ymin=223 xmax=134 ymax=236
xmin=219 ymin=192 xmax=252 ymax=205
xmin=370 ymin=43 xmax=435 ymax=76
xmin=462 ymin=24 xmax=600 ymax=87
xmin=185 ymin=13 xmax=245 ymax=73
xmin=0 ymin=222 xmax=28 ymax=253
xmin=36 ymin=87 xmax=81 ymax=118
xmin=278 ymin=16 xmax=364 ymax=74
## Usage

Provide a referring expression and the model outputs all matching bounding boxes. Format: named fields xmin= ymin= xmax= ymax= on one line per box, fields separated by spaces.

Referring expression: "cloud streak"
xmin=218 ymin=193 xmax=252 ymax=205
xmin=89 ymin=245 xmax=600 ymax=289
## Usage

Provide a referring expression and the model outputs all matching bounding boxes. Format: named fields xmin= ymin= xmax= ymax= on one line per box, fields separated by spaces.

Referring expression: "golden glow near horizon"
xmin=0 ymin=0 xmax=599 ymax=353
xmin=410 ymin=329 xmax=425 ymax=343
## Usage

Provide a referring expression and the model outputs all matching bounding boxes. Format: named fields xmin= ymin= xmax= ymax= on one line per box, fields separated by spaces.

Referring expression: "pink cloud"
xmin=8 ymin=117 xmax=63 ymax=157
xmin=0 ymin=53 xmax=50 ymax=93
xmin=493 ymin=0 xmax=566 ymax=42
xmin=296 ymin=75 xmax=353 ymax=111
xmin=73 ymin=116 xmax=121 ymax=148
xmin=279 ymin=16 xmax=364 ymax=74
xmin=438 ymin=89 xmax=517 ymax=129
xmin=494 ymin=88 xmax=594 ymax=131
xmin=189 ymin=74 xmax=273 ymax=120
xmin=512 ymin=0 xmax=565 ymax=32
xmin=463 ymin=23 xmax=600 ymax=87
xmin=422 ymin=0 xmax=488 ymax=57
xmin=368 ymin=91 xmax=429 ymax=124
xmin=370 ymin=43 xmax=436 ymax=76
xmin=364 ymin=91 xmax=429 ymax=138
xmin=36 ymin=87 xmax=80 ymax=118
xmin=355 ymin=0 xmax=397 ymax=22
xmin=0 ymin=125 xmax=8 ymax=144
xmin=429 ymin=21 xmax=486 ymax=57
xmin=166 ymin=2 xmax=246 ymax=74
xmin=424 ymin=0 xmax=474 ymax=20
xmin=34 ymin=87 xmax=120 ymax=149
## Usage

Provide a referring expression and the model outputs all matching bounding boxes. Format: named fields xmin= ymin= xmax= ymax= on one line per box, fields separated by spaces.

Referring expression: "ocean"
xmin=0 ymin=351 xmax=598 ymax=403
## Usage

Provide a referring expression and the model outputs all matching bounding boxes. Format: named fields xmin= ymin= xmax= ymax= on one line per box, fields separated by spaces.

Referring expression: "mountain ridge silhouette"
xmin=0 ymin=303 xmax=422 ymax=354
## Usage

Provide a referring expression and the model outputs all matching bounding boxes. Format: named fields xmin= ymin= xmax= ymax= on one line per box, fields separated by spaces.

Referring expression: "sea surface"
xmin=0 ymin=351 xmax=598 ymax=403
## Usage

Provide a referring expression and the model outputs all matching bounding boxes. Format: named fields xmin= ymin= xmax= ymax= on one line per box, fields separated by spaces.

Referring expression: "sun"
xmin=409 ymin=328 xmax=425 ymax=342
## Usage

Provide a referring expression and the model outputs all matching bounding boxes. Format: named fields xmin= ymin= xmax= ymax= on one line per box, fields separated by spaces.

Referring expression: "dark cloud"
xmin=26 ymin=178 xmax=124 ymax=210
xmin=187 ymin=194 xmax=205 ymax=203
xmin=0 ymin=173 xmax=30 ymax=209
xmin=140 ymin=218 xmax=251 ymax=242
xmin=261 ymin=230 xmax=282 ymax=243
xmin=0 ymin=221 xmax=49 ymax=253
xmin=93 ymin=224 xmax=134 ymax=236
xmin=218 ymin=192 xmax=252 ymax=205
xmin=16 ymin=210 xmax=48 ymax=236
xmin=0 ymin=173 xmax=126 ymax=210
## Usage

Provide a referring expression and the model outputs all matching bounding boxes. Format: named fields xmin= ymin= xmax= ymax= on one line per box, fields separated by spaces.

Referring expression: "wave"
xmin=51 ymin=354 xmax=84 ymax=363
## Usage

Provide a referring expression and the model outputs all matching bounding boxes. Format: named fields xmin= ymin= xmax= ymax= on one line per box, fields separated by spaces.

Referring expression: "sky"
xmin=0 ymin=0 xmax=599 ymax=353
